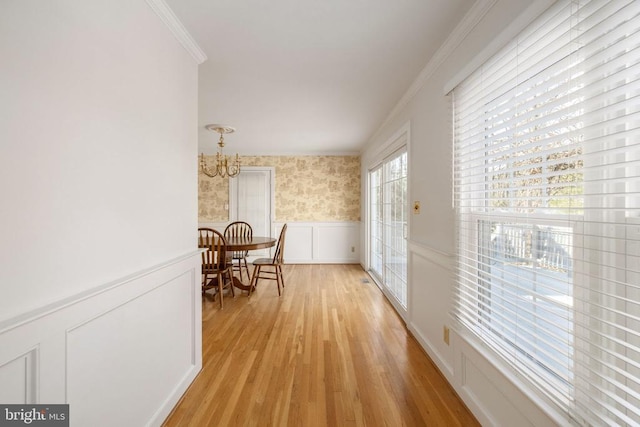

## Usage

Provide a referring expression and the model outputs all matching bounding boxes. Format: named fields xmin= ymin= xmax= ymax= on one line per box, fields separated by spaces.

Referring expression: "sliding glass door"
xmin=369 ymin=148 xmax=408 ymax=310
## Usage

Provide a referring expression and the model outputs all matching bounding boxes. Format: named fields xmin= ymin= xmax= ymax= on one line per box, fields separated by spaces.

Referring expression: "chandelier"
xmin=199 ymin=124 xmax=241 ymax=178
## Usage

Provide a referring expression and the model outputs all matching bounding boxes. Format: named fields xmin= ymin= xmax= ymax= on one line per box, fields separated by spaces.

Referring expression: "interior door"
xmin=229 ymin=167 xmax=274 ymax=258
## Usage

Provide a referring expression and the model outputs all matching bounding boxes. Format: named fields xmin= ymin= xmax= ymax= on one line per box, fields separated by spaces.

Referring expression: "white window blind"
xmin=453 ymin=0 xmax=640 ymax=425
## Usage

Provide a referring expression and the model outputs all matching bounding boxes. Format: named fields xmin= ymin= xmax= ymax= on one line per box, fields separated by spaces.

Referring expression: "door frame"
xmin=365 ymin=122 xmax=410 ymax=321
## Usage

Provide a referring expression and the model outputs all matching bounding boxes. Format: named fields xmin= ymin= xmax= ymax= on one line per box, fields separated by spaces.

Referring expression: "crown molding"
xmin=365 ymin=0 xmax=497 ymax=146
xmin=145 ymin=0 xmax=207 ymax=65
xmin=367 ymin=121 xmax=410 ymax=167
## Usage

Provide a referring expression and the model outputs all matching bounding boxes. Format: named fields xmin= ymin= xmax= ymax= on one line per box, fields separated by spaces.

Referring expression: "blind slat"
xmin=453 ymin=0 xmax=640 ymax=424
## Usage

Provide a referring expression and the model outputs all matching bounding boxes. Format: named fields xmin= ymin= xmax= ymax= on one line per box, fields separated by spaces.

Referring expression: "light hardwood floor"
xmin=163 ymin=264 xmax=479 ymax=426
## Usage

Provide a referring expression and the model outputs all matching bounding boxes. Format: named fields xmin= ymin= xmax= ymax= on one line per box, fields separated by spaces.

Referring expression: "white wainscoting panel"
xmin=277 ymin=222 xmax=360 ymax=264
xmin=406 ymin=241 xmax=563 ymax=427
xmin=0 ymin=252 xmax=202 ymax=427
xmin=67 ymin=270 xmax=196 ymax=426
xmin=452 ymin=334 xmax=562 ymax=427
xmin=315 ymin=223 xmax=360 ymax=262
xmin=283 ymin=224 xmax=314 ymax=262
xmin=198 ymin=221 xmax=361 ymax=264
xmin=0 ymin=349 xmax=37 ymax=404
xmin=407 ymin=241 xmax=455 ymax=379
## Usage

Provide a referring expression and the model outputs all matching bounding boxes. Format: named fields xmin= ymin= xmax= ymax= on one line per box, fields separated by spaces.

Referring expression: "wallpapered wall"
xmin=199 ymin=155 xmax=360 ymax=222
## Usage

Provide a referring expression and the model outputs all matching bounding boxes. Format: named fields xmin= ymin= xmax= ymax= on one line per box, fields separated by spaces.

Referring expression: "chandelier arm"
xmin=227 ymin=153 xmax=241 ymax=177
xmin=200 ymin=153 xmax=220 ymax=178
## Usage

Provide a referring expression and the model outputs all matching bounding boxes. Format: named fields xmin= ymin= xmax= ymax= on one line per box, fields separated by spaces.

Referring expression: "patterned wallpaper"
xmin=198 ymin=155 xmax=361 ymax=222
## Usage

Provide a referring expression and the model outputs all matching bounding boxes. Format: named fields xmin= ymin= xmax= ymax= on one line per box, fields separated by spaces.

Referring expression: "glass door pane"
xmin=369 ymin=149 xmax=408 ymax=309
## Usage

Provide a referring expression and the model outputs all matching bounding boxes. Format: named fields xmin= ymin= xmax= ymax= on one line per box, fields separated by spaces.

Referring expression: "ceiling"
xmin=164 ymin=0 xmax=474 ymax=155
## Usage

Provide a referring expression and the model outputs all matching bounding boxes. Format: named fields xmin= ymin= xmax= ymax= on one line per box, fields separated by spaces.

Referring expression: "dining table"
xmin=224 ymin=235 xmax=277 ymax=291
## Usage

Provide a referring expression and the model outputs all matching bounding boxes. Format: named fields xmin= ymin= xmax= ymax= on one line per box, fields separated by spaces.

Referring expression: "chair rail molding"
xmin=407 ymin=240 xmax=454 ymax=270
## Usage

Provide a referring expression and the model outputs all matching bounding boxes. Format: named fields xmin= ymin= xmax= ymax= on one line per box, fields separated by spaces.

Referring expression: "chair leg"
xmin=217 ymin=272 xmax=224 ymax=309
xmin=253 ymin=275 xmax=258 ymax=289
xmin=278 ymin=265 xmax=284 ymax=288
xmin=248 ymin=265 xmax=260 ymax=298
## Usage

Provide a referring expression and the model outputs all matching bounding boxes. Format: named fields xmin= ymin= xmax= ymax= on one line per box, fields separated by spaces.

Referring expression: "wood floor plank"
xmin=163 ymin=264 xmax=479 ymax=426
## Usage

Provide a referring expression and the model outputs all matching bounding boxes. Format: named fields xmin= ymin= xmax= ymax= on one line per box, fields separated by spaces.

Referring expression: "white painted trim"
xmin=452 ymin=327 xmax=569 ymax=426
xmin=405 ymin=124 xmax=413 ymax=325
xmin=0 ymin=347 xmax=38 ymax=404
xmin=407 ymin=240 xmax=454 ymax=270
xmin=443 ymin=0 xmax=556 ymax=94
xmin=145 ymin=0 xmax=208 ymax=64
xmin=0 ymin=250 xmax=202 ymax=335
xmin=367 ymin=121 xmax=411 ymax=169
xmin=149 ymin=364 xmax=201 ymax=425
xmin=0 ymin=253 xmax=202 ymax=425
xmin=406 ymin=243 xmax=455 ymax=381
xmin=363 ymin=173 xmax=372 ymax=272
xmin=407 ymin=322 xmax=453 ymax=379
xmin=273 ymin=221 xmax=360 ymax=264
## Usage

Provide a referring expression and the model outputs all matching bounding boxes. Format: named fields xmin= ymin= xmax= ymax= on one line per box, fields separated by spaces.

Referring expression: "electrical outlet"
xmin=443 ymin=326 xmax=450 ymax=345
xmin=351 ymin=246 xmax=355 ymax=253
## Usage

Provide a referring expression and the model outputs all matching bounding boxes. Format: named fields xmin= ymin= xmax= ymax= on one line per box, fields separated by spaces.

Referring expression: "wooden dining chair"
xmin=248 ymin=224 xmax=287 ymax=297
xmin=198 ymin=227 xmax=235 ymax=308
xmin=224 ymin=221 xmax=253 ymax=282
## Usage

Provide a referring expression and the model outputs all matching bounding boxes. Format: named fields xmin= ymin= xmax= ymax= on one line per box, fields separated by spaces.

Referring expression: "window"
xmin=369 ymin=148 xmax=408 ymax=309
xmin=453 ymin=0 xmax=640 ymax=424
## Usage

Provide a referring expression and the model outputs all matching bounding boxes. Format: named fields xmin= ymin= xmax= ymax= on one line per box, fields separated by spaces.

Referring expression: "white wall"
xmin=0 ymin=0 xmax=202 ymax=425
xmin=0 ymin=0 xmax=198 ymax=322
xmin=361 ymin=0 xmax=566 ymax=425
